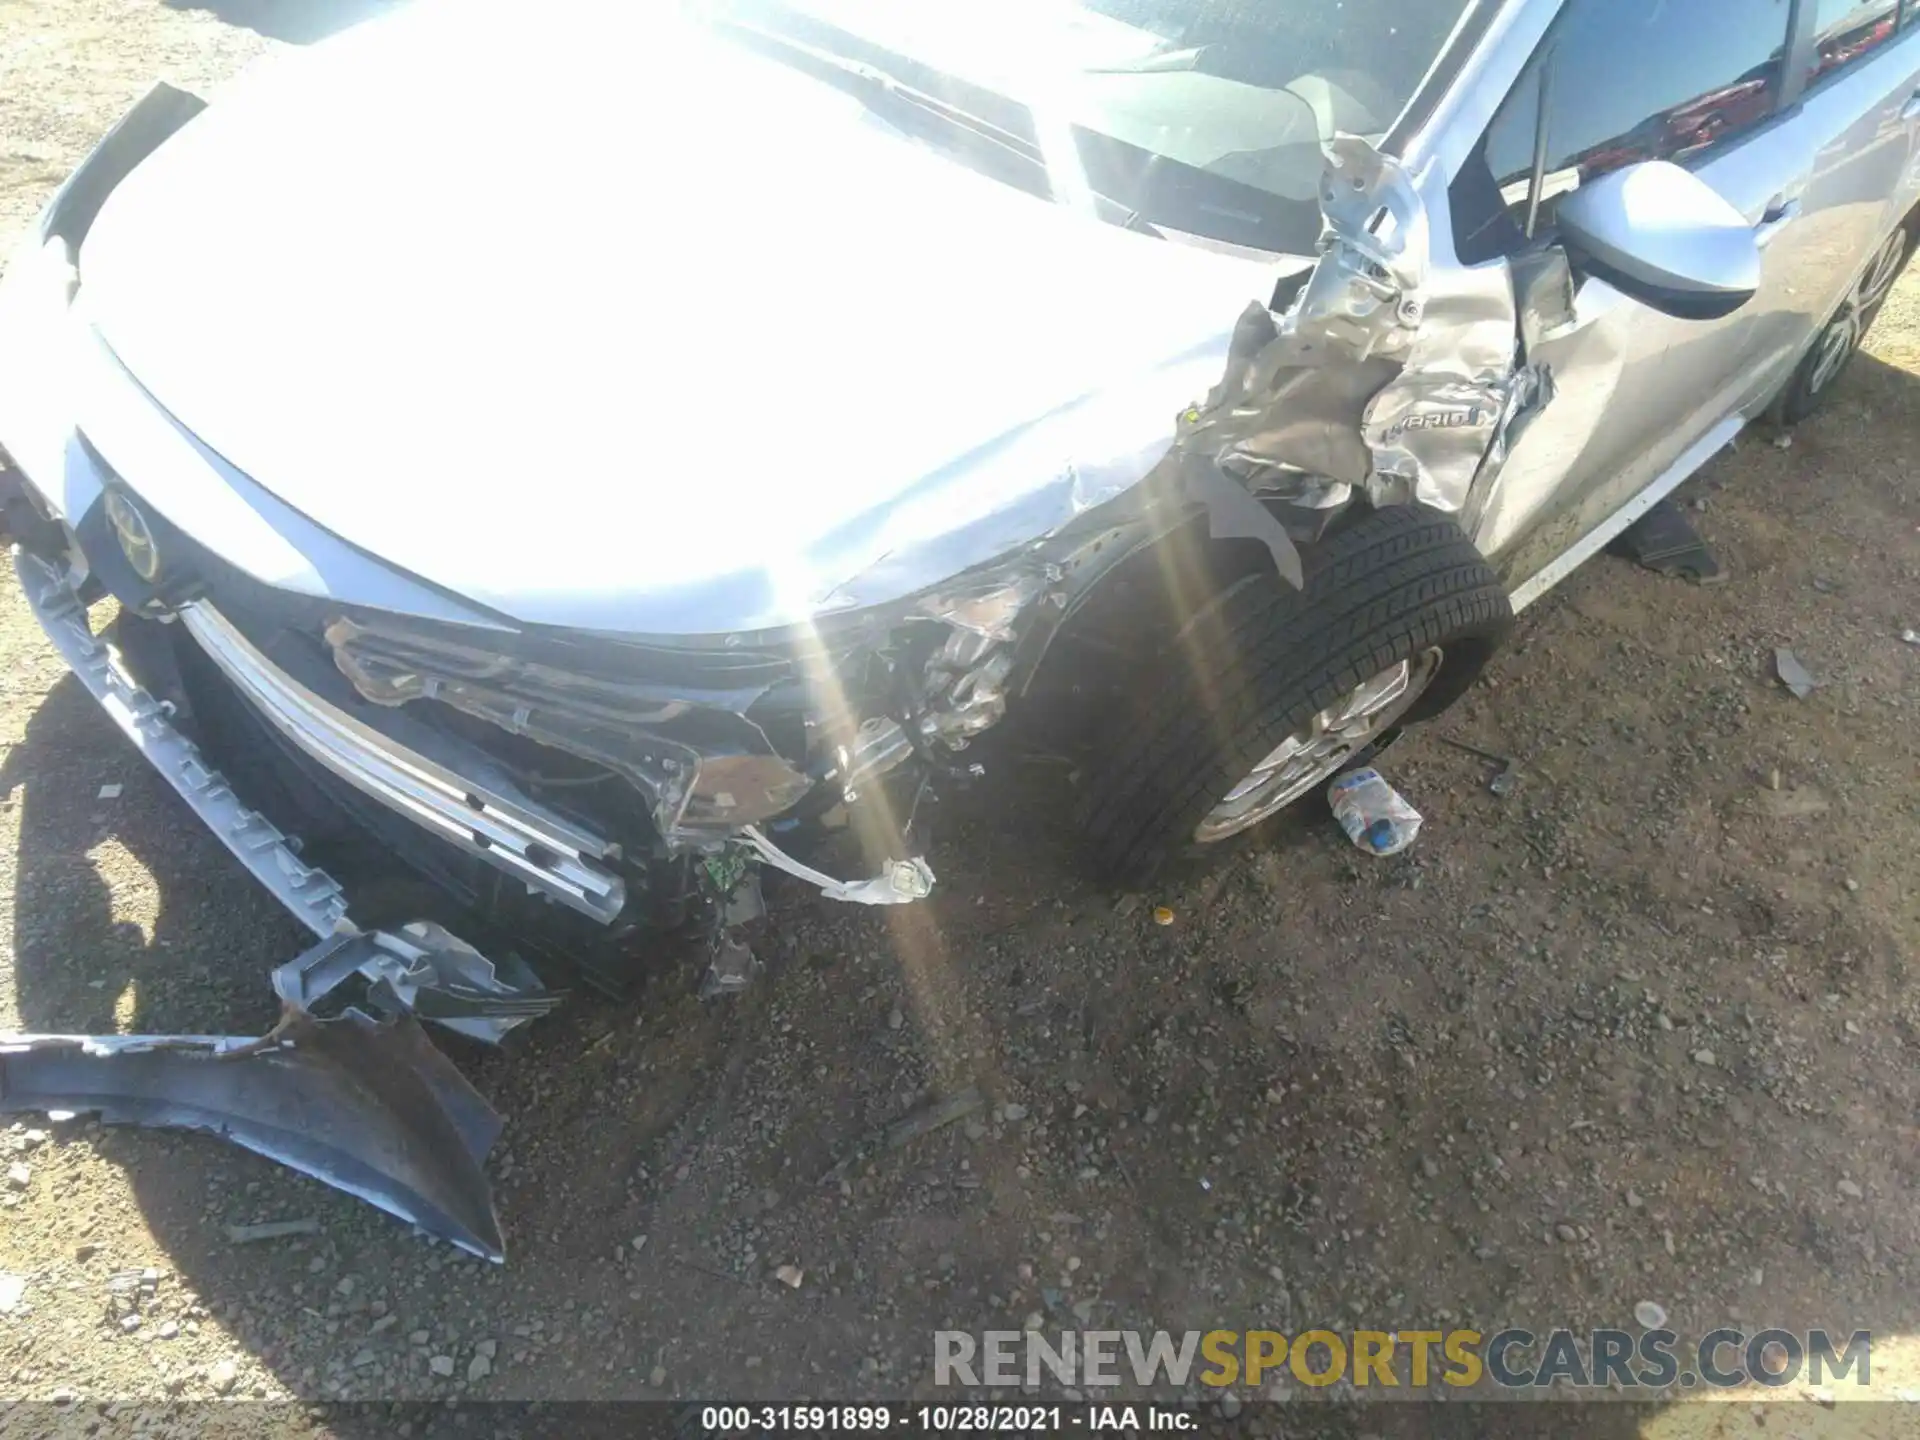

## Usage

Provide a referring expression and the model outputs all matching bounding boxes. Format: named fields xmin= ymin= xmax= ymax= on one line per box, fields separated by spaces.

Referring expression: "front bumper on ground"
xmin=1 ymin=933 xmax=514 ymax=1263
xmin=0 ymin=548 xmax=564 ymax=1258
xmin=3 ymin=538 xmax=938 ymax=1255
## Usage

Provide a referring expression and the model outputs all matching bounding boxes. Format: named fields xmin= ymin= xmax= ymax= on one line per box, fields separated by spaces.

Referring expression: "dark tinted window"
xmin=1483 ymin=0 xmax=1793 ymax=195
xmin=1808 ymin=0 xmax=1898 ymax=82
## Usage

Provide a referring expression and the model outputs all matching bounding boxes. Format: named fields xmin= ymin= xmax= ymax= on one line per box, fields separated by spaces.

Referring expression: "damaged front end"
xmin=1 ymin=86 xmax=1555 ymax=1250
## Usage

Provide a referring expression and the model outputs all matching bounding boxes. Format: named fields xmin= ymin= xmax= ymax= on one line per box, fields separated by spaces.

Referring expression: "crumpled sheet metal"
xmin=1176 ymin=139 xmax=1428 ymax=490
xmin=0 ymin=1006 xmax=506 ymax=1261
xmin=1477 ymin=362 xmax=1557 ymax=495
xmin=806 ymin=336 xmax=1243 ymax=616
xmin=1181 ymin=135 xmax=1548 ymax=519
xmin=1181 ymin=458 xmax=1306 ymax=587
xmin=1182 ymin=298 xmax=1398 ymax=488
xmin=1359 ymin=243 xmax=1530 ymax=513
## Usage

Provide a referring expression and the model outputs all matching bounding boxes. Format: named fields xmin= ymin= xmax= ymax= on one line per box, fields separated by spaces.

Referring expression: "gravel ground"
xmin=3 ymin=2 xmax=1920 ymax=1431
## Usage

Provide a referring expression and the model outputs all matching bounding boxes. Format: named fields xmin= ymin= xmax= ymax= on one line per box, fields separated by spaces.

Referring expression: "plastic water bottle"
xmin=1327 ymin=768 xmax=1423 ymax=856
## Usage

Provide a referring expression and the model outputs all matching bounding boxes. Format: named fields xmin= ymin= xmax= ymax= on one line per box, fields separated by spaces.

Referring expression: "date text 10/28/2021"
xmin=698 ymin=1407 xmax=1193 ymax=1432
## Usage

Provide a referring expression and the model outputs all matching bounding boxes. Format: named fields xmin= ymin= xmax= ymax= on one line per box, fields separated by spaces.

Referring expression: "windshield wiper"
xmin=717 ymin=17 xmax=1162 ymax=236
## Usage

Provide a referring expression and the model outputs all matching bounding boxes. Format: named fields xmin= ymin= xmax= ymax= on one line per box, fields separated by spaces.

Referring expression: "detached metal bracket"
xmin=737 ymin=825 xmax=934 ymax=905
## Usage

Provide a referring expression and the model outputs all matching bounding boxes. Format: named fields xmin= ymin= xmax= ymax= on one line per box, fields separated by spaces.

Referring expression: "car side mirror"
xmin=1554 ymin=161 xmax=1761 ymax=321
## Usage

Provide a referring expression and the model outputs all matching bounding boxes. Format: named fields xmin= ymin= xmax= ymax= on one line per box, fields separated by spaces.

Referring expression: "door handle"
xmin=1755 ymin=197 xmax=1802 ymax=246
xmin=1901 ymin=87 xmax=1920 ymax=122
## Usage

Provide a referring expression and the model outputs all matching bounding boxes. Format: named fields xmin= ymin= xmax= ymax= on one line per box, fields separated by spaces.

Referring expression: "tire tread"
xmin=1077 ymin=506 xmax=1511 ymax=883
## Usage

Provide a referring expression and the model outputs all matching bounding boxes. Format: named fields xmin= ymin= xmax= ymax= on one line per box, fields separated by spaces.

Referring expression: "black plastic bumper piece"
xmin=41 ymin=81 xmax=205 ymax=249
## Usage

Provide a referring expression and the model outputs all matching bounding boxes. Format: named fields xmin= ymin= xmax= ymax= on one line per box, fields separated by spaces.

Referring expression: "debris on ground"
xmin=884 ymin=1085 xmax=985 ymax=1150
xmin=820 ymin=1085 xmax=988 ymax=1184
xmin=225 ymin=1218 xmax=321 ymax=1246
xmin=0 ymin=931 xmax=519 ymax=1260
xmin=1634 ymin=1300 xmax=1669 ymax=1329
xmin=0 ymin=1272 xmax=25 ymax=1314
xmin=1901 ymin=628 xmax=1920 ymax=646
xmin=773 ymin=1264 xmax=804 ymax=1289
xmin=1607 ymin=497 xmax=1727 ymax=585
xmin=1436 ymin=735 xmax=1520 ymax=797
xmin=1328 ymin=768 xmax=1423 ymax=855
xmin=1151 ymin=906 xmax=1175 ymax=926
xmin=699 ymin=932 xmax=761 ymax=1000
xmin=1757 ymin=785 xmax=1831 ymax=819
xmin=1774 ymin=647 xmax=1819 ymax=699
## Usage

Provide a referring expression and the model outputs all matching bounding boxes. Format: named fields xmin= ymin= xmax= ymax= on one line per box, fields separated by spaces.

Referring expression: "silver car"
xmin=0 ymin=0 xmax=1914 ymax=1252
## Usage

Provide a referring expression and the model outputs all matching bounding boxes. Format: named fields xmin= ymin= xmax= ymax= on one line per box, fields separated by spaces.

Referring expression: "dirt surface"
xmin=3 ymin=2 xmax=1920 ymax=1431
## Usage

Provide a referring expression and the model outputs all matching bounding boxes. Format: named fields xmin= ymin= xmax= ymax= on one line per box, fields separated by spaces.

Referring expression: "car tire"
xmin=1075 ymin=505 xmax=1511 ymax=886
xmin=1774 ymin=224 xmax=1912 ymax=426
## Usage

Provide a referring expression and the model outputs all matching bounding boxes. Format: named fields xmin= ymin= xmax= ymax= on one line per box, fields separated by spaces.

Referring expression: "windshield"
xmin=713 ymin=0 xmax=1475 ymax=251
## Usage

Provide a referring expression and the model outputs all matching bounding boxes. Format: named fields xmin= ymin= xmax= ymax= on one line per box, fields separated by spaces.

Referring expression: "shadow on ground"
xmin=162 ymin=0 xmax=399 ymax=44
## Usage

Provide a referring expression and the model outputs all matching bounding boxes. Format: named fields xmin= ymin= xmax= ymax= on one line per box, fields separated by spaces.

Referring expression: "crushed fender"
xmin=1180 ymin=135 xmax=1556 ymax=523
xmin=0 ymin=930 xmax=521 ymax=1261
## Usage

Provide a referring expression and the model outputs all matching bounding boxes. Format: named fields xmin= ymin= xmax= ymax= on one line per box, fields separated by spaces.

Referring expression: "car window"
xmin=1478 ymin=0 xmax=1794 ymax=222
xmin=1807 ymin=0 xmax=1899 ymax=83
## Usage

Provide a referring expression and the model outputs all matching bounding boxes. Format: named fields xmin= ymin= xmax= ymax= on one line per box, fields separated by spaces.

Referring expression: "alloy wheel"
xmin=1808 ymin=228 xmax=1909 ymax=397
xmin=1193 ymin=647 xmax=1443 ymax=844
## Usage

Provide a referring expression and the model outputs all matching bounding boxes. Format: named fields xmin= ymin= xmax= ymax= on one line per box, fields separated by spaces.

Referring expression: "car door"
xmin=1759 ymin=2 xmax=1920 ymax=399
xmin=1455 ymin=0 xmax=1911 ymax=591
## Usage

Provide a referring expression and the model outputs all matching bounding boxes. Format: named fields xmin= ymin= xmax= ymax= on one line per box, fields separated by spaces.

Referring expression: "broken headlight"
xmin=325 ymin=615 xmax=815 ymax=842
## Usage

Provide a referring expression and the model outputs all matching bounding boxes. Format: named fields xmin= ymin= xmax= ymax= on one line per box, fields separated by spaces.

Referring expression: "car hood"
xmin=76 ymin=3 xmax=1281 ymax=636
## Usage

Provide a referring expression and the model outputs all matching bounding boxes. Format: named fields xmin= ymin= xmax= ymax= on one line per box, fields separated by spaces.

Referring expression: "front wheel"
xmin=1075 ymin=505 xmax=1511 ymax=885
